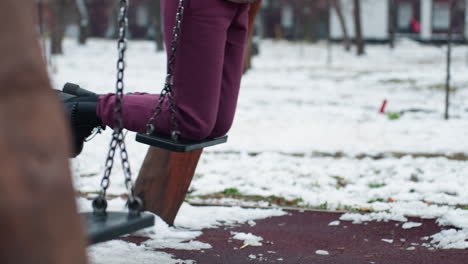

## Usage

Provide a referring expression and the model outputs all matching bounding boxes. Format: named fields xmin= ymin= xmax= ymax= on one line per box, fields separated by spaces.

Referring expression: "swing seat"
xmin=81 ymin=212 xmax=155 ymax=245
xmin=136 ymin=133 xmax=228 ymax=152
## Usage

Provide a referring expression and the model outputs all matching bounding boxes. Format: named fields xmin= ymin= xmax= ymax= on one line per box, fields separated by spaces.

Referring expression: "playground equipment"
xmin=78 ymin=0 xmax=228 ymax=244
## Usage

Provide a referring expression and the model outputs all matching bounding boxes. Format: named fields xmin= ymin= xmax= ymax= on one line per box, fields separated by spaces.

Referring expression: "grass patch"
xmin=421 ymin=200 xmax=468 ymax=210
xmin=428 ymin=83 xmax=457 ymax=92
xmin=368 ymin=198 xmax=385 ymax=203
xmin=379 ymin=78 xmax=417 ymax=85
xmin=332 ymin=175 xmax=349 ymax=189
xmin=221 ymin=188 xmax=242 ymax=196
xmin=187 ymin=193 xmax=389 ymax=213
xmin=80 ymin=173 xmax=98 ymax=178
xmin=387 ymin=112 xmax=400 ymax=120
xmin=368 ymin=183 xmax=386 ymax=188
xmin=76 ymin=191 xmax=127 ymax=200
xmin=190 ymin=191 xmax=306 ymax=207
xmin=410 ymin=174 xmax=419 ymax=182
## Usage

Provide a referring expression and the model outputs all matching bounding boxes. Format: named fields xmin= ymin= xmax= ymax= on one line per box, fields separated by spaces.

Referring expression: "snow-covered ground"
xmin=52 ymin=38 xmax=468 ymax=262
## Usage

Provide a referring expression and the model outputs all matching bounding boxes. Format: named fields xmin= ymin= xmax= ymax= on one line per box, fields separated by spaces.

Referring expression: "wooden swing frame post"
xmin=0 ymin=1 xmax=88 ymax=263
xmin=135 ymin=1 xmax=263 ymax=226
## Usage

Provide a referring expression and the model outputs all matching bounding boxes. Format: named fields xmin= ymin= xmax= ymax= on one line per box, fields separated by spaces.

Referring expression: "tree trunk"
xmin=353 ymin=0 xmax=365 ymax=55
xmin=0 ymin=1 xmax=88 ymax=263
xmin=331 ymin=0 xmax=351 ymax=51
xmin=389 ymin=0 xmax=396 ymax=49
xmin=51 ymin=0 xmax=66 ymax=54
xmin=243 ymin=0 xmax=262 ymax=73
xmin=445 ymin=0 xmax=455 ymax=120
xmin=149 ymin=0 xmax=164 ymax=51
xmin=263 ymin=0 xmax=275 ymax=38
xmin=327 ymin=0 xmax=333 ymax=65
xmin=75 ymin=0 xmax=89 ymax=45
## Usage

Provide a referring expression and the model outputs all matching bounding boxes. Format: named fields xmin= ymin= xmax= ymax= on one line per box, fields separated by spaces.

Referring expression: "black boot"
xmin=60 ymin=86 xmax=104 ymax=157
xmin=63 ymin=82 xmax=98 ymax=97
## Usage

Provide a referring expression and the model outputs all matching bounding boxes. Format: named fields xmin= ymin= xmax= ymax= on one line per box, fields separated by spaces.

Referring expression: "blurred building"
xmin=330 ymin=0 xmax=468 ymax=42
xmin=257 ymin=0 xmax=330 ymax=41
xmin=51 ymin=0 xmax=467 ymax=43
xmin=86 ymin=0 xmax=331 ymax=41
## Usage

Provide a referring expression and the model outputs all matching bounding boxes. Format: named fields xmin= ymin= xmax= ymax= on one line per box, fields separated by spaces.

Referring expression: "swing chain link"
xmin=94 ymin=0 xmax=142 ymax=216
xmin=146 ymin=0 xmax=184 ymax=142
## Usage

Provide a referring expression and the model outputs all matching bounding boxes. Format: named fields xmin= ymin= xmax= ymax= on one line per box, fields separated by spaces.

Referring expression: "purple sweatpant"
xmin=97 ymin=0 xmax=249 ymax=140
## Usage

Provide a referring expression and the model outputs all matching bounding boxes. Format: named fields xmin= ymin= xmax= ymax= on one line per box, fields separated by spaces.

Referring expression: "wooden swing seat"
xmin=136 ymin=133 xmax=227 ymax=152
xmin=81 ymin=212 xmax=155 ymax=245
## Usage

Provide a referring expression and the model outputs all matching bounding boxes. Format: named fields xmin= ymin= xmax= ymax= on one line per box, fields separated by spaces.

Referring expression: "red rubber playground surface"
xmin=123 ymin=208 xmax=468 ymax=264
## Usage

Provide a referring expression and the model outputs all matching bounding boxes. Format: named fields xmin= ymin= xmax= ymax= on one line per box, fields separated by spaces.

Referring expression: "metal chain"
xmin=94 ymin=0 xmax=142 ymax=216
xmin=146 ymin=0 xmax=185 ymax=142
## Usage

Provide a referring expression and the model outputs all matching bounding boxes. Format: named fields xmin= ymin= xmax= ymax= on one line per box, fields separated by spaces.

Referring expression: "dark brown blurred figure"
xmin=50 ymin=0 xmax=89 ymax=54
xmin=0 ymin=1 xmax=88 ymax=263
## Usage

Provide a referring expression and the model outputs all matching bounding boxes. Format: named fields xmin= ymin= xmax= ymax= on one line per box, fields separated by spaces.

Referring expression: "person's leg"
xmin=209 ymin=4 xmax=249 ymax=138
xmin=97 ymin=92 xmax=159 ymax=133
xmin=97 ymin=0 xmax=238 ymax=141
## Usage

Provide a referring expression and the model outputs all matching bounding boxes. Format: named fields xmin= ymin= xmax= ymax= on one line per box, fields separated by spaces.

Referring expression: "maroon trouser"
xmin=97 ymin=0 xmax=249 ymax=140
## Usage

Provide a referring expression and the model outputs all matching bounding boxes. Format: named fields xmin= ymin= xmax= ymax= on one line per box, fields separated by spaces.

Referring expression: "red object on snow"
xmin=379 ymin=99 xmax=388 ymax=114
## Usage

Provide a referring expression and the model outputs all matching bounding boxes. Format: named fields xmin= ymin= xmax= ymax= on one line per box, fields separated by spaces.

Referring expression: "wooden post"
xmin=135 ymin=2 xmax=262 ymax=225
xmin=0 ymin=1 xmax=88 ymax=263
xmin=135 ymin=148 xmax=203 ymax=225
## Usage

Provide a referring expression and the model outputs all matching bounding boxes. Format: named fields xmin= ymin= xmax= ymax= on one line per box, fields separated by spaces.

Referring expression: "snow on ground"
xmin=315 ymin=250 xmax=330 ymax=255
xmin=52 ymin=38 xmax=468 ymax=260
xmin=231 ymin=232 xmax=264 ymax=246
xmin=79 ymin=197 xmax=285 ymax=262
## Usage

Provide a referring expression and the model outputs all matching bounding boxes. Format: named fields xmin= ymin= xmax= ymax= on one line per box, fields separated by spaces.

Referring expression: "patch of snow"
xmin=79 ymin=197 xmax=284 ymax=259
xmin=430 ymin=229 xmax=468 ymax=249
xmin=315 ymin=250 xmax=330 ymax=255
xmin=56 ymin=38 xmax=468 ymax=256
xmin=231 ymin=232 xmax=263 ymax=246
xmin=402 ymin=222 xmax=422 ymax=229
xmin=340 ymin=212 xmax=407 ymax=224
xmin=381 ymin=239 xmax=394 ymax=244
xmin=328 ymin=220 xmax=341 ymax=226
xmin=88 ymin=241 xmax=194 ymax=264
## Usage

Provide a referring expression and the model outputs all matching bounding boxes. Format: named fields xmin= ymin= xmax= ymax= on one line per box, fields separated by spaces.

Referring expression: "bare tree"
xmin=331 ymin=0 xmax=351 ymax=51
xmin=388 ymin=0 xmax=396 ymax=49
xmin=50 ymin=0 xmax=66 ymax=54
xmin=445 ymin=0 xmax=456 ymax=120
xmin=327 ymin=0 xmax=333 ymax=65
xmin=149 ymin=0 xmax=164 ymax=51
xmin=50 ymin=0 xmax=88 ymax=54
xmin=75 ymin=0 xmax=89 ymax=45
xmin=353 ymin=0 xmax=365 ymax=55
xmin=244 ymin=0 xmax=262 ymax=73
